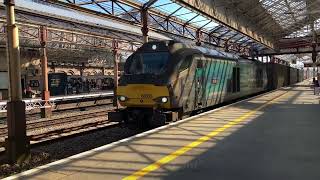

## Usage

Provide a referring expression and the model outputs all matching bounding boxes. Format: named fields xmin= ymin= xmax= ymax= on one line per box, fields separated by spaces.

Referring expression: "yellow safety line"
xmin=123 ymin=91 xmax=287 ymax=180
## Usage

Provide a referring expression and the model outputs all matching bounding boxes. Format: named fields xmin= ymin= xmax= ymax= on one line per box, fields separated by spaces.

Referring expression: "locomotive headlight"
xmin=152 ymin=44 xmax=157 ymax=50
xmin=154 ymin=96 xmax=168 ymax=104
xmin=118 ymin=96 xmax=127 ymax=102
xmin=161 ymin=97 xmax=168 ymax=103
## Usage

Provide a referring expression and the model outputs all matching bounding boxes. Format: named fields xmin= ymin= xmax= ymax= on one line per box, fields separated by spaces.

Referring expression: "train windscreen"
xmin=126 ymin=52 xmax=170 ymax=75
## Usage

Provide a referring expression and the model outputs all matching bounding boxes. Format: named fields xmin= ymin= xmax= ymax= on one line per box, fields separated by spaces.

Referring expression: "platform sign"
xmin=0 ymin=72 xmax=8 ymax=90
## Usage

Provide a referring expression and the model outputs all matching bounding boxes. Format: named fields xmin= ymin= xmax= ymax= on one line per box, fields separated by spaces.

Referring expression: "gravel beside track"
xmin=0 ymin=103 xmax=145 ymax=178
xmin=0 ymin=126 xmax=143 ymax=178
xmin=0 ymin=97 xmax=149 ymax=178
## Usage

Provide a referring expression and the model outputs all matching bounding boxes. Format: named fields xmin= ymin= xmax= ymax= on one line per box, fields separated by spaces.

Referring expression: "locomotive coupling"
xmin=108 ymin=110 xmax=125 ymax=122
xmin=108 ymin=108 xmax=179 ymax=128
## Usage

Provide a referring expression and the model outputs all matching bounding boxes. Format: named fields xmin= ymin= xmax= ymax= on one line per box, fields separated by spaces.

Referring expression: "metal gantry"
xmin=0 ymin=15 xmax=142 ymax=53
xmin=40 ymin=0 xmax=270 ymax=56
xmin=0 ymin=4 xmax=143 ymax=59
xmin=0 ymin=0 xmax=318 ymax=76
xmin=1 ymin=0 xmax=319 ymax=64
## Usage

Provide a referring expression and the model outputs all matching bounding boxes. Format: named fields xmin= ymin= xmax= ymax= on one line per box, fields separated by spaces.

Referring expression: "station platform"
xmin=5 ymin=80 xmax=320 ymax=180
xmin=0 ymin=91 xmax=113 ymax=103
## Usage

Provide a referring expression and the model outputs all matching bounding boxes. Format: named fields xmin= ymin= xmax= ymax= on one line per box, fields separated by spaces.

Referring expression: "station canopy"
xmin=8 ymin=0 xmax=320 ymax=63
xmin=56 ymin=0 xmax=320 ymax=52
xmin=258 ymin=0 xmax=320 ymax=64
xmin=259 ymin=0 xmax=320 ymax=38
xmin=55 ymin=0 xmax=270 ymax=51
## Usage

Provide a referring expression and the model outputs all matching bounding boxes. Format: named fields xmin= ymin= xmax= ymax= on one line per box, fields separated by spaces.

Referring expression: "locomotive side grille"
xmin=141 ymin=94 xmax=153 ymax=99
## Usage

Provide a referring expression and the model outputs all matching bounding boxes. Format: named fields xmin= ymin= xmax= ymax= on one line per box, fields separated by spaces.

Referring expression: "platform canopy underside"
xmin=1 ymin=0 xmax=320 ymax=63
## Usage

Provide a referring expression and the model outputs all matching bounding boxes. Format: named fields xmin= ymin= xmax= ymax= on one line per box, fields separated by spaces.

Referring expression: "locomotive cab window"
xmin=197 ymin=59 xmax=203 ymax=68
xmin=126 ymin=52 xmax=170 ymax=75
xmin=179 ymin=55 xmax=193 ymax=72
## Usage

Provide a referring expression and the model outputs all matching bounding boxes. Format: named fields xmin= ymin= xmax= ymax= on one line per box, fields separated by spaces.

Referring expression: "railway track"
xmin=29 ymin=120 xmax=118 ymax=143
xmin=0 ymin=109 xmax=118 ymax=147
xmin=0 ymin=103 xmax=113 ymax=122
xmin=0 ymin=90 xmax=281 ymax=177
xmin=0 ymin=89 xmax=273 ymax=149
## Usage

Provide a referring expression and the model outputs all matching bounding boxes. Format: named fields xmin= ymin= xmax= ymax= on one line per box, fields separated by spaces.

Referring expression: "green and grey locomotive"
xmin=109 ymin=40 xmax=302 ymax=128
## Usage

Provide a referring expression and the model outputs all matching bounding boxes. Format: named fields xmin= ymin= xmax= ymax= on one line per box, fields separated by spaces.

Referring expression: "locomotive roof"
xmin=140 ymin=40 xmax=239 ymax=61
xmin=188 ymin=45 xmax=239 ymax=61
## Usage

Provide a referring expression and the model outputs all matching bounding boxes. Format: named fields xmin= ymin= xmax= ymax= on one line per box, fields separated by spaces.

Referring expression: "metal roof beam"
xmin=165 ymin=6 xmax=182 ymax=19
xmin=77 ymin=0 xmax=110 ymax=5
xmin=91 ymin=0 xmax=112 ymax=15
xmin=218 ymin=29 xmax=231 ymax=38
xmin=41 ymin=0 xmax=264 ymax=54
xmin=143 ymin=0 xmax=158 ymax=10
xmin=208 ymin=25 xmax=223 ymax=35
xmin=174 ymin=0 xmax=275 ymax=48
xmin=227 ymin=32 xmax=240 ymax=41
xmin=258 ymin=46 xmax=320 ymax=55
xmin=197 ymin=20 xmax=212 ymax=31
xmin=0 ymin=6 xmax=144 ymax=44
xmin=183 ymin=14 xmax=199 ymax=26
xmin=233 ymin=36 xmax=246 ymax=43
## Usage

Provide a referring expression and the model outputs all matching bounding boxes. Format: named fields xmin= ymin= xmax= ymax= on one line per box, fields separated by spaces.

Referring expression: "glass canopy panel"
xmin=286 ymin=18 xmax=320 ymax=38
xmin=81 ymin=3 xmax=113 ymax=14
xmin=223 ymin=31 xmax=239 ymax=39
xmin=233 ymin=34 xmax=246 ymax=41
xmin=275 ymin=54 xmax=305 ymax=68
xmin=74 ymin=0 xmax=92 ymax=4
xmin=286 ymin=24 xmax=307 ymax=38
xmin=80 ymin=1 xmax=135 ymax=16
xmin=202 ymin=21 xmax=220 ymax=31
xmin=259 ymin=0 xmax=307 ymax=29
xmin=53 ymin=0 xmax=269 ymax=51
xmin=147 ymin=0 xmax=220 ymax=30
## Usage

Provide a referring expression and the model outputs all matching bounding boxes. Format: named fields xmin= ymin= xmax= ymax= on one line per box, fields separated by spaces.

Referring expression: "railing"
xmin=0 ymin=92 xmax=114 ymax=113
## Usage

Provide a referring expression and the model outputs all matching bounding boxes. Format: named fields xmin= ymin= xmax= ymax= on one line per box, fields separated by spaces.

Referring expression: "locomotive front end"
xmin=117 ymin=84 xmax=171 ymax=109
xmin=108 ymin=41 xmax=181 ymax=128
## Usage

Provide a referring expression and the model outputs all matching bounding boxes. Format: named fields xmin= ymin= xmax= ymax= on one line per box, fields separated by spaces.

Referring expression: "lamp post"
xmin=112 ymin=40 xmax=119 ymax=108
xmin=40 ymin=26 xmax=52 ymax=118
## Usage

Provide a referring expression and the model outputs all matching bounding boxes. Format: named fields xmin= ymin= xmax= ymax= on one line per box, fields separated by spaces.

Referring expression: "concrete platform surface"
xmin=4 ymin=80 xmax=320 ymax=180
